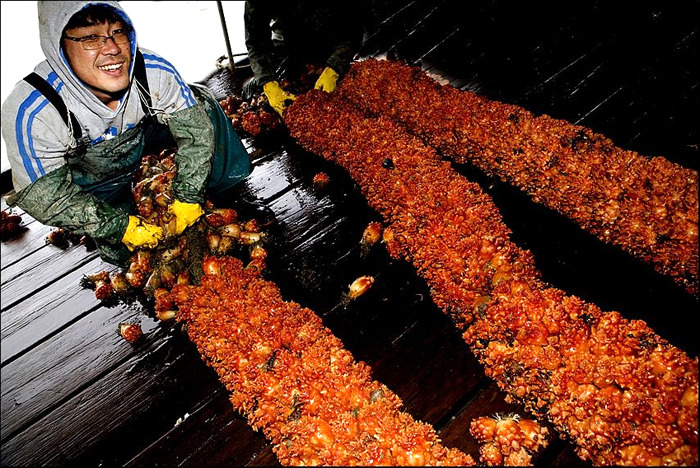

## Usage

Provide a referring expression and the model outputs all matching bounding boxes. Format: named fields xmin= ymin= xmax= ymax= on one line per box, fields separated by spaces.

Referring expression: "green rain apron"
xmin=67 ymin=84 xmax=251 ymax=265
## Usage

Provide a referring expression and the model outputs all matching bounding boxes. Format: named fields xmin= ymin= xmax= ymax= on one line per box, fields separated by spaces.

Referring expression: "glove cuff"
xmin=323 ymin=67 xmax=339 ymax=79
xmin=263 ymin=81 xmax=281 ymax=94
xmin=170 ymin=200 xmax=204 ymax=235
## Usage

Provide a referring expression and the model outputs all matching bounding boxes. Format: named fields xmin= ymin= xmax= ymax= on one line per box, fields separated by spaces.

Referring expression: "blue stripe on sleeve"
xmin=15 ymin=90 xmax=43 ymax=182
xmin=16 ymin=72 xmax=65 ymax=182
xmin=142 ymin=52 xmax=196 ymax=107
xmin=26 ymin=99 xmax=51 ymax=178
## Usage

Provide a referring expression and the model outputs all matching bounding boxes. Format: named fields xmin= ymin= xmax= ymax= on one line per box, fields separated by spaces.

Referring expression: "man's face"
xmin=63 ymin=21 xmax=132 ymax=109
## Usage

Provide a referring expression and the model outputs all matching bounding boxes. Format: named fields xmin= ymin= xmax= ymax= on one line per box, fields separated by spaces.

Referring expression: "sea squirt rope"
xmin=158 ymin=256 xmax=474 ymax=466
xmin=285 ymin=88 xmax=698 ymax=466
xmin=338 ymin=58 xmax=698 ymax=296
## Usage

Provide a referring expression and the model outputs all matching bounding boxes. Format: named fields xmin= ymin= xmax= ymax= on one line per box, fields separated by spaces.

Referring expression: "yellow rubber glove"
xmin=168 ymin=200 xmax=204 ymax=235
xmin=263 ymin=80 xmax=297 ymax=116
xmin=314 ymin=67 xmax=339 ymax=93
xmin=122 ymin=215 xmax=163 ymax=251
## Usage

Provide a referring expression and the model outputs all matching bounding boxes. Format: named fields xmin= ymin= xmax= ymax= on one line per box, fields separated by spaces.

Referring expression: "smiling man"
xmin=62 ymin=12 xmax=133 ymax=109
xmin=1 ymin=1 xmax=252 ymax=265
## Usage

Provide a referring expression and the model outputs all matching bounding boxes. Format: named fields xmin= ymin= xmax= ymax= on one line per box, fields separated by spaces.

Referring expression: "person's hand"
xmin=314 ymin=67 xmax=339 ymax=93
xmin=263 ymin=81 xmax=297 ymax=116
xmin=168 ymin=200 xmax=204 ymax=235
xmin=122 ymin=215 xmax=163 ymax=251
xmin=241 ymin=76 xmax=262 ymax=100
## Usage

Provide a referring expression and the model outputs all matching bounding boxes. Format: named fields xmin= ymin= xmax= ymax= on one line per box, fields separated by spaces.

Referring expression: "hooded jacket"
xmin=1 ymin=1 xmax=214 ymax=245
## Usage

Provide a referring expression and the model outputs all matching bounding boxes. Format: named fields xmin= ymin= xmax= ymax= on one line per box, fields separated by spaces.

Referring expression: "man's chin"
xmin=89 ymin=83 xmax=130 ymax=103
xmin=107 ymin=87 xmax=129 ymax=99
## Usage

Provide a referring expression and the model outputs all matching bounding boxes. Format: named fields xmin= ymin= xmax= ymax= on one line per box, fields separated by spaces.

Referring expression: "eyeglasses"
xmin=63 ymin=28 xmax=131 ymax=50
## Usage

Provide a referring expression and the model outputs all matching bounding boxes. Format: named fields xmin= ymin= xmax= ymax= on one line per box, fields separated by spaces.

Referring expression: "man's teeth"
xmin=99 ymin=64 xmax=121 ymax=71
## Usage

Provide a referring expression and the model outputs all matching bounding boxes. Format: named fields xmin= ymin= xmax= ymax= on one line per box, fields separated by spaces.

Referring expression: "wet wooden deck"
xmin=2 ymin=1 xmax=698 ymax=466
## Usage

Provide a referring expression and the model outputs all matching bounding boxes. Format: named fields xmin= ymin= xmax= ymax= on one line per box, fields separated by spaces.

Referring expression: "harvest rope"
xmin=285 ymin=82 xmax=698 ymax=465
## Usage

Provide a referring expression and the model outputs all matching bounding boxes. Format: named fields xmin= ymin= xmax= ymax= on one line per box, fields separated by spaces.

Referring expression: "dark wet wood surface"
xmin=2 ymin=1 xmax=697 ymax=466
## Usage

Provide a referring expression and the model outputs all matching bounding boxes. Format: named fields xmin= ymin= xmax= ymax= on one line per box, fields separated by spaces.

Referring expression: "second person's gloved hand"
xmin=168 ymin=199 xmax=204 ymax=235
xmin=263 ymin=80 xmax=297 ymax=116
xmin=314 ymin=67 xmax=339 ymax=93
xmin=122 ymin=215 xmax=163 ymax=251
xmin=241 ymin=76 xmax=261 ymax=100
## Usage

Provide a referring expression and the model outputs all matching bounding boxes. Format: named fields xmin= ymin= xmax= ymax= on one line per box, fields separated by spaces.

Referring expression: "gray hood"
xmin=38 ymin=1 xmax=138 ymax=116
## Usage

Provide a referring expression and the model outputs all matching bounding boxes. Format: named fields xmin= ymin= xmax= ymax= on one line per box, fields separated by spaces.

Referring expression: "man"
xmin=242 ymin=0 xmax=366 ymax=115
xmin=2 ymin=1 xmax=252 ymax=266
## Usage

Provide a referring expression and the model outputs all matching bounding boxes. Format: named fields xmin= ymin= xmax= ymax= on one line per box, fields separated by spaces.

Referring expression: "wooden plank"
xmin=259 ymin=166 xmax=377 ymax=310
xmin=248 ymin=446 xmax=279 ymax=467
xmin=238 ymin=149 xmax=304 ymax=202
xmin=0 ymin=323 xmax=224 ymax=467
xmin=382 ymin=0 xmax=460 ymax=64
xmin=360 ymin=307 xmax=486 ymax=427
xmin=0 ymin=218 xmax=50 ymax=270
xmin=360 ymin=0 xmax=427 ymax=56
xmin=1 ymin=301 xmax=148 ymax=439
xmin=0 ymin=244 xmax=99 ymax=310
xmin=124 ymin=389 xmax=271 ymax=467
xmin=0 ymin=256 xmax=114 ymax=365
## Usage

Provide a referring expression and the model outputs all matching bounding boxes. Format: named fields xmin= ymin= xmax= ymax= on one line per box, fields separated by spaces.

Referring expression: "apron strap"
xmin=23 ymin=72 xmax=83 ymax=140
xmin=133 ymin=49 xmax=152 ymax=113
